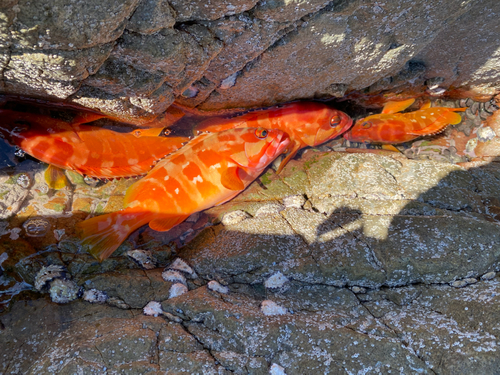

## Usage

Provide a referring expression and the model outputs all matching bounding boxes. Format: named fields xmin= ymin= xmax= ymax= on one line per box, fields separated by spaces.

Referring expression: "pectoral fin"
xmin=132 ymin=127 xmax=166 ymax=137
xmin=275 ymin=142 xmax=301 ymax=174
xmin=149 ymin=214 xmax=190 ymax=232
xmin=381 ymin=145 xmax=402 ymax=153
xmin=44 ymin=164 xmax=70 ymax=189
xmin=382 ymin=99 xmax=415 ymax=114
xmin=221 ymin=166 xmax=245 ymax=190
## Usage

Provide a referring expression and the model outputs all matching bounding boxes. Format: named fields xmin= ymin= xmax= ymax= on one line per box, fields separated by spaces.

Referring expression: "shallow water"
xmin=0 ymin=94 xmax=499 ymax=310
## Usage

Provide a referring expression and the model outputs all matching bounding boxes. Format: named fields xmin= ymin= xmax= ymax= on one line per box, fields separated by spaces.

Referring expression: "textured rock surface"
xmin=1 ymin=0 xmax=499 ymax=120
xmin=2 ymin=140 xmax=500 ymax=372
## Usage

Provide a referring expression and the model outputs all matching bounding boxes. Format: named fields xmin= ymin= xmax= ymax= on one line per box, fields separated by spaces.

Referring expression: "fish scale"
xmin=77 ymin=127 xmax=291 ymax=261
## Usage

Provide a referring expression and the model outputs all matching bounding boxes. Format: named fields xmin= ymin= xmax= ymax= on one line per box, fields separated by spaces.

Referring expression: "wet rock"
xmin=126 ymin=249 xmax=157 ymax=270
xmin=126 ymin=0 xmax=176 ymax=34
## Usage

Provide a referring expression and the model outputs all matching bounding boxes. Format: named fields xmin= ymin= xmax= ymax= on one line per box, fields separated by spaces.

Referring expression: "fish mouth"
xmin=274 ymin=131 xmax=291 ymax=156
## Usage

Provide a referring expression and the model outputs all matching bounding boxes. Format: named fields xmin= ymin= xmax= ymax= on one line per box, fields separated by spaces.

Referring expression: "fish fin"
xmin=44 ymin=165 xmax=70 ymax=189
xmin=420 ymin=101 xmax=432 ymax=109
xmin=77 ymin=210 xmax=150 ymax=261
xmin=72 ymin=112 xmax=107 ymax=124
xmin=382 ymin=99 xmax=416 ymax=114
xmin=381 ymin=145 xmax=402 ymax=153
xmin=221 ymin=166 xmax=245 ymax=190
xmin=132 ymin=127 xmax=165 ymax=137
xmin=149 ymin=214 xmax=190 ymax=232
xmin=275 ymin=143 xmax=302 ymax=174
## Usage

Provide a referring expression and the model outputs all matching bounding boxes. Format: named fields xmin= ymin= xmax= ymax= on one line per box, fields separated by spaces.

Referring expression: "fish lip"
xmin=276 ymin=131 xmax=291 ymax=155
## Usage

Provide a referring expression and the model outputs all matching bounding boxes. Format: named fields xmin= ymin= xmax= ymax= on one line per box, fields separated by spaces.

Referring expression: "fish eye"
xmin=255 ymin=128 xmax=268 ymax=139
xmin=330 ymin=115 xmax=341 ymax=127
xmin=361 ymin=121 xmax=372 ymax=129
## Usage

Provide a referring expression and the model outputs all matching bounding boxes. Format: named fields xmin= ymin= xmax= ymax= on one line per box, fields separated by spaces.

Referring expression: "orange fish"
xmin=0 ymin=109 xmax=189 ymax=188
xmin=344 ymin=99 xmax=466 ymax=144
xmin=77 ymin=127 xmax=290 ymax=260
xmin=193 ymin=102 xmax=352 ymax=173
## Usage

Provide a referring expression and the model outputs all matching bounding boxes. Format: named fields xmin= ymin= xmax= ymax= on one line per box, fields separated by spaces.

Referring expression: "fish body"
xmin=77 ymin=127 xmax=290 ymax=260
xmin=193 ymin=102 xmax=353 ymax=172
xmin=0 ymin=109 xmax=189 ymax=179
xmin=344 ymin=99 xmax=466 ymax=144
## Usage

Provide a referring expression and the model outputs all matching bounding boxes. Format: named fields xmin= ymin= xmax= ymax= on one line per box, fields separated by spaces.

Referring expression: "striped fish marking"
xmin=77 ymin=127 xmax=291 ymax=261
xmin=192 ymin=102 xmax=353 ymax=173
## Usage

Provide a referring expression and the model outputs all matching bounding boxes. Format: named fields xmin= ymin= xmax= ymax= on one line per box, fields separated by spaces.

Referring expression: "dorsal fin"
xmin=382 ymin=99 xmax=416 ymax=114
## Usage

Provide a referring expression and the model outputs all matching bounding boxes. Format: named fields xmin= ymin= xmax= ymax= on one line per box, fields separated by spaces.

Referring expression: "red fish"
xmin=0 ymin=109 xmax=189 ymax=187
xmin=344 ymin=99 xmax=466 ymax=144
xmin=193 ymin=102 xmax=352 ymax=173
xmin=77 ymin=127 xmax=290 ymax=260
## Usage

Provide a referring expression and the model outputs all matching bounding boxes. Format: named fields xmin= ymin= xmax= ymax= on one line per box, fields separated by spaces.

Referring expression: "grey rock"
xmin=127 ymin=0 xmax=176 ymax=34
xmin=169 ymin=0 xmax=259 ymax=22
xmin=9 ymin=0 xmax=139 ymax=50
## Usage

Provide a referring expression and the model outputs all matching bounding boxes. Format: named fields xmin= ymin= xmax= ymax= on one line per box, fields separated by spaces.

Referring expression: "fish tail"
xmin=76 ymin=210 xmax=151 ymax=261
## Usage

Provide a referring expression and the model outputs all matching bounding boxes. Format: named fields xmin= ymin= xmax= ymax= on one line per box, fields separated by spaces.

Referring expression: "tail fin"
xmin=76 ymin=210 xmax=150 ymax=261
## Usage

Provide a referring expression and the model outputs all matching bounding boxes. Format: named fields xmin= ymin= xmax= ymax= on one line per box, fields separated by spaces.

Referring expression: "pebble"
xmin=143 ymin=301 xmax=163 ymax=317
xmin=264 ymin=272 xmax=289 ymax=289
xmin=221 ymin=210 xmax=250 ymax=226
xmin=269 ymin=363 xmax=287 ymax=375
xmin=481 ymin=271 xmax=496 ymax=281
xmin=282 ymin=195 xmax=306 ymax=209
xmin=260 ymin=300 xmax=287 ymax=316
xmin=477 ymin=126 xmax=497 ymax=142
xmin=450 ymin=278 xmax=478 ymax=288
xmin=49 ymin=279 xmax=81 ymax=304
xmin=207 ymin=280 xmax=229 ymax=294
xmin=169 ymin=283 xmax=188 ymax=299
xmin=350 ymin=286 xmax=366 ymax=294
xmin=83 ymin=289 xmax=108 ymax=303
xmin=34 ymin=265 xmax=66 ymax=291
xmin=126 ymin=249 xmax=157 ymax=270
xmin=107 ymin=297 xmax=130 ymax=309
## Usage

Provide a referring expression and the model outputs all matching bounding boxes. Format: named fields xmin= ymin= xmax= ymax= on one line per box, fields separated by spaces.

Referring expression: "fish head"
xmin=299 ymin=108 xmax=353 ymax=147
xmin=229 ymin=127 xmax=290 ymax=170
xmin=343 ymin=114 xmax=383 ymax=143
xmin=315 ymin=109 xmax=353 ymax=145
